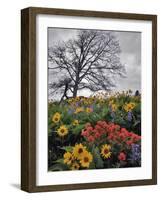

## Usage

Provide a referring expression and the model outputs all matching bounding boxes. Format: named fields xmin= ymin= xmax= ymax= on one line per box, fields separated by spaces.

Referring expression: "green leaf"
xmin=112 ymin=162 xmax=121 ymax=168
xmin=92 ymin=146 xmax=104 ymax=169
xmin=132 ymin=120 xmax=140 ymax=127
xmin=101 ymin=107 xmax=109 ymax=118
xmin=54 ymin=158 xmax=64 ymax=164
xmin=49 ymin=163 xmax=69 ymax=171
xmin=89 ymin=161 xmax=96 ymax=169
xmin=60 ymin=146 xmax=73 ymax=152
xmin=72 ymin=124 xmax=85 ymax=135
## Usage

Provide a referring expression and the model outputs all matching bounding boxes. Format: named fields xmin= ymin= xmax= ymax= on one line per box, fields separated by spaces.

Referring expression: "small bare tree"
xmin=49 ymin=77 xmax=73 ymax=102
xmin=48 ymin=30 xmax=126 ymax=99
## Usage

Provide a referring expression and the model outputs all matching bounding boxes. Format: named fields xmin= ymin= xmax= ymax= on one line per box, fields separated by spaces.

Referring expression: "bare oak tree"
xmin=48 ymin=30 xmax=126 ymax=99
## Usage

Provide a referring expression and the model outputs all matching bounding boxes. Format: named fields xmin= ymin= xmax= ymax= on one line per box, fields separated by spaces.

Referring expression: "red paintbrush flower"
xmin=118 ymin=152 xmax=126 ymax=161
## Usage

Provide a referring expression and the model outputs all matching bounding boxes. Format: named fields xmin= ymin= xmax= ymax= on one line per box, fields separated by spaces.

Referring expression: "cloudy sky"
xmin=48 ymin=28 xmax=141 ymax=98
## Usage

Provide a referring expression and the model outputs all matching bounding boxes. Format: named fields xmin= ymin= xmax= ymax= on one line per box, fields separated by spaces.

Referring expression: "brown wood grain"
xmin=21 ymin=7 xmax=157 ymax=193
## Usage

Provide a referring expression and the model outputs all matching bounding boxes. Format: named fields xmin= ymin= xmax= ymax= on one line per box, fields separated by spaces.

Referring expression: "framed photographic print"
xmin=21 ymin=7 xmax=157 ymax=192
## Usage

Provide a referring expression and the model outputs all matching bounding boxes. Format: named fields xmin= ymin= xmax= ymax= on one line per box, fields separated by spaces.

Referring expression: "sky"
xmin=48 ymin=28 xmax=141 ymax=99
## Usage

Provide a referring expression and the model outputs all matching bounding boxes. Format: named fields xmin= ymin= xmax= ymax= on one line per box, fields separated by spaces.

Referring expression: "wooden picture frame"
xmin=21 ymin=7 xmax=157 ymax=192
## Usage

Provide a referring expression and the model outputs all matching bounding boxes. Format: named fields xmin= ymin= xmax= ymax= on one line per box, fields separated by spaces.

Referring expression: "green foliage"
xmin=49 ymin=163 xmax=69 ymax=171
xmin=60 ymin=146 xmax=73 ymax=152
xmin=92 ymin=146 xmax=104 ymax=169
xmin=48 ymin=91 xmax=141 ymax=171
xmin=72 ymin=124 xmax=85 ymax=135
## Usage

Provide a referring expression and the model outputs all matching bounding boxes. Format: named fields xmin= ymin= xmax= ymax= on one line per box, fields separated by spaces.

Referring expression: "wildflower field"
xmin=48 ymin=91 xmax=141 ymax=171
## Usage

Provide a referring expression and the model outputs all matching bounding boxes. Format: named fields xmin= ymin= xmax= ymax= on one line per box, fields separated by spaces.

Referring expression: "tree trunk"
xmin=73 ymin=84 xmax=78 ymax=97
xmin=59 ymin=83 xmax=68 ymax=103
xmin=73 ymin=72 xmax=79 ymax=98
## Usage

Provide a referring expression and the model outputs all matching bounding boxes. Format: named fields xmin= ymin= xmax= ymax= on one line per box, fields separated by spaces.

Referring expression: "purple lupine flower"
xmin=127 ymin=111 xmax=132 ymax=121
xmin=90 ymin=104 xmax=94 ymax=110
xmin=75 ymin=102 xmax=80 ymax=107
xmin=68 ymin=109 xmax=74 ymax=115
xmin=111 ymin=111 xmax=115 ymax=122
xmin=130 ymin=144 xmax=141 ymax=163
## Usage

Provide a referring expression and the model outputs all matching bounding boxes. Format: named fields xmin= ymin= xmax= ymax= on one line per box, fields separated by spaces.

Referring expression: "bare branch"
xmin=48 ymin=29 xmax=126 ymax=99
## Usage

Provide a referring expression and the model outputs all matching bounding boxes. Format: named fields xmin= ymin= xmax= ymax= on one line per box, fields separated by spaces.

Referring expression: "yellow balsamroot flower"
xmin=73 ymin=143 xmax=86 ymax=159
xmin=52 ymin=112 xmax=61 ymax=123
xmin=71 ymin=162 xmax=80 ymax=170
xmin=101 ymin=144 xmax=112 ymax=159
xmin=85 ymin=107 xmax=93 ymax=113
xmin=67 ymin=98 xmax=74 ymax=104
xmin=80 ymin=151 xmax=93 ymax=168
xmin=109 ymin=99 xmax=114 ymax=106
xmin=63 ymin=152 xmax=73 ymax=165
xmin=84 ymin=99 xmax=91 ymax=105
xmin=74 ymin=107 xmax=84 ymax=114
xmin=99 ymin=98 xmax=105 ymax=104
xmin=90 ymin=96 xmax=95 ymax=101
xmin=57 ymin=125 xmax=68 ymax=137
xmin=82 ymin=97 xmax=88 ymax=103
xmin=74 ymin=96 xmax=80 ymax=102
xmin=131 ymin=102 xmax=136 ymax=108
xmin=134 ymin=96 xmax=140 ymax=101
xmin=111 ymin=104 xmax=118 ymax=112
xmin=124 ymin=102 xmax=136 ymax=112
xmin=72 ymin=119 xmax=79 ymax=126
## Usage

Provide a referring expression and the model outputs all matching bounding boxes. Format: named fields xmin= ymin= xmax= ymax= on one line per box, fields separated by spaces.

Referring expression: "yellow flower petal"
xmin=73 ymin=143 xmax=86 ymax=159
xmin=57 ymin=125 xmax=68 ymax=137
xmin=101 ymin=144 xmax=112 ymax=159
xmin=72 ymin=120 xmax=79 ymax=126
xmin=79 ymin=151 xmax=93 ymax=168
xmin=63 ymin=152 xmax=73 ymax=165
xmin=52 ymin=112 xmax=61 ymax=123
xmin=71 ymin=162 xmax=80 ymax=170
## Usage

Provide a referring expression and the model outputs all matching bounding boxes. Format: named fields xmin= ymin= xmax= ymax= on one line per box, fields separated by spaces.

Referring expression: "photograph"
xmin=0 ymin=0 xmax=158 ymax=195
xmin=21 ymin=7 xmax=157 ymax=192
xmin=48 ymin=28 xmax=142 ymax=171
